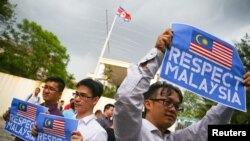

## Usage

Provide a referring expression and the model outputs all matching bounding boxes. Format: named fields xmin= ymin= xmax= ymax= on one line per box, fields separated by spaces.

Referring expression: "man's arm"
xmin=173 ymin=104 xmax=234 ymax=141
xmin=26 ymin=93 xmax=32 ymax=101
xmin=114 ymin=49 xmax=164 ymax=141
xmin=113 ymin=29 xmax=173 ymax=141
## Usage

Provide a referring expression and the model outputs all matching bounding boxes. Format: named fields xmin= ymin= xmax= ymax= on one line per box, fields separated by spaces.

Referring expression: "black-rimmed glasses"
xmin=73 ymin=92 xmax=93 ymax=100
xmin=150 ymin=98 xmax=183 ymax=112
xmin=42 ymin=86 xmax=59 ymax=92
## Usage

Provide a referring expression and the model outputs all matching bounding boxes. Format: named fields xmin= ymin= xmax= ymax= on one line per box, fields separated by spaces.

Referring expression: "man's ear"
xmin=93 ymin=97 xmax=100 ymax=105
xmin=144 ymin=99 xmax=152 ymax=112
xmin=58 ymin=92 xmax=62 ymax=100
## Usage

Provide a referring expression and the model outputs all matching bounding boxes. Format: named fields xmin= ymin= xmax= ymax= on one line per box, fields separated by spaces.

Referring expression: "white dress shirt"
xmin=75 ymin=114 xmax=107 ymax=141
xmin=26 ymin=94 xmax=40 ymax=105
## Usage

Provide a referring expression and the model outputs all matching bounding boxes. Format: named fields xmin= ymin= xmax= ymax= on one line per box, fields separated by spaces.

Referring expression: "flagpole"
xmin=93 ymin=15 xmax=118 ymax=80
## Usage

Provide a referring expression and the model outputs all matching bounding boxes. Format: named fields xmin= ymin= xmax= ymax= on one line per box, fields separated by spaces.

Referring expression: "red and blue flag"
xmin=117 ymin=6 xmax=131 ymax=22
xmin=43 ymin=118 xmax=65 ymax=138
xmin=17 ymin=103 xmax=37 ymax=120
xmin=190 ymin=31 xmax=233 ymax=69
xmin=36 ymin=113 xmax=78 ymax=141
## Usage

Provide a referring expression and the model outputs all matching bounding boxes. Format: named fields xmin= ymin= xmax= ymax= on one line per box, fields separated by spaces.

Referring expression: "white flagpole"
xmin=93 ymin=15 xmax=118 ymax=80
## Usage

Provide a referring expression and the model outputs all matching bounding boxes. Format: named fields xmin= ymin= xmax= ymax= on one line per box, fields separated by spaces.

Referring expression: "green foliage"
xmin=103 ymin=64 xmax=112 ymax=81
xmin=0 ymin=0 xmax=16 ymax=32
xmin=231 ymin=31 xmax=250 ymax=124
xmin=99 ymin=64 xmax=117 ymax=99
xmin=193 ymin=98 xmax=216 ymax=119
xmin=102 ymin=85 xmax=117 ymax=99
xmin=178 ymin=91 xmax=216 ymax=119
xmin=178 ymin=91 xmax=202 ymax=118
xmin=236 ymin=32 xmax=250 ymax=69
xmin=231 ymin=92 xmax=250 ymax=124
xmin=0 ymin=19 xmax=75 ymax=88
xmin=0 ymin=0 xmax=14 ymax=21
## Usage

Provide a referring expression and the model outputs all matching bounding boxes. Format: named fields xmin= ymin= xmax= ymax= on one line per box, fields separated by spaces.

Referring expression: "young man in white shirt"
xmin=113 ymin=28 xmax=250 ymax=141
xmin=71 ymin=78 xmax=107 ymax=141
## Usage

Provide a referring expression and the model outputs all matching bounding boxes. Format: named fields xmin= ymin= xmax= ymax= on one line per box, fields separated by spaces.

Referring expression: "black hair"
xmin=35 ymin=87 xmax=41 ymax=91
xmin=104 ymin=103 xmax=114 ymax=111
xmin=70 ymin=98 xmax=74 ymax=102
xmin=143 ymin=81 xmax=183 ymax=115
xmin=45 ymin=77 xmax=65 ymax=92
xmin=76 ymin=78 xmax=103 ymax=97
xmin=143 ymin=81 xmax=183 ymax=103
xmin=95 ymin=109 xmax=102 ymax=115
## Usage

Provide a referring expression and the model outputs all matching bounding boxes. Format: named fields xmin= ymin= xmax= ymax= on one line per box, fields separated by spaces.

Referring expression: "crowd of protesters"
xmin=2 ymin=28 xmax=250 ymax=141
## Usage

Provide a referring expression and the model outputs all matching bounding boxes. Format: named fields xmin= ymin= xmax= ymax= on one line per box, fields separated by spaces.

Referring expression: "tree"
xmin=0 ymin=0 xmax=16 ymax=33
xmin=0 ymin=19 xmax=75 ymax=88
xmin=178 ymin=91 xmax=216 ymax=119
xmin=102 ymin=85 xmax=117 ymax=98
xmin=178 ymin=91 xmax=203 ymax=118
xmin=236 ymin=32 xmax=250 ymax=69
xmin=101 ymin=64 xmax=117 ymax=98
xmin=231 ymin=31 xmax=250 ymax=124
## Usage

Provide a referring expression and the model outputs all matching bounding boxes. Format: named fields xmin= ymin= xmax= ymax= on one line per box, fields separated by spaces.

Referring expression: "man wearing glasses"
xmin=40 ymin=77 xmax=65 ymax=116
xmin=113 ymin=28 xmax=250 ymax=141
xmin=3 ymin=76 xmax=65 ymax=141
xmin=70 ymin=78 xmax=107 ymax=141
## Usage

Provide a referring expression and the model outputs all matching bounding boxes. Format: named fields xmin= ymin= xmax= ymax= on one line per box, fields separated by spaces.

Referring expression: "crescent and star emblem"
xmin=19 ymin=104 xmax=25 ymax=110
xmin=45 ymin=119 xmax=51 ymax=126
xmin=195 ymin=34 xmax=208 ymax=46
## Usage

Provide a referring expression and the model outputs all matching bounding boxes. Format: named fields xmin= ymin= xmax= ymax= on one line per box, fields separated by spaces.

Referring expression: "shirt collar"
xmin=76 ymin=114 xmax=95 ymax=125
xmin=41 ymin=102 xmax=58 ymax=109
xmin=143 ymin=119 xmax=171 ymax=136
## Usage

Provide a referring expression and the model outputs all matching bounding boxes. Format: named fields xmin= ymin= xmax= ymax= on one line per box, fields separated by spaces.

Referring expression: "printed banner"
xmin=36 ymin=113 xmax=78 ymax=141
xmin=160 ymin=23 xmax=246 ymax=112
xmin=4 ymin=98 xmax=48 ymax=140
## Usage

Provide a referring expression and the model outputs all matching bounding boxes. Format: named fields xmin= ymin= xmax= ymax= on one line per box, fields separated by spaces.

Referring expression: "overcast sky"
xmin=10 ymin=0 xmax=250 ymax=81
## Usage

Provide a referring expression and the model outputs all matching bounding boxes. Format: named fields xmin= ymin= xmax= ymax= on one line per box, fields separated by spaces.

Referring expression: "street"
xmin=0 ymin=117 xmax=14 ymax=141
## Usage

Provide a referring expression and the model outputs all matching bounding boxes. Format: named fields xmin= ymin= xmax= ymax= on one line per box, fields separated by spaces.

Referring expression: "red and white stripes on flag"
xmin=17 ymin=105 xmax=37 ymax=120
xmin=116 ymin=6 xmax=131 ymax=21
xmin=190 ymin=40 xmax=233 ymax=69
xmin=43 ymin=119 xmax=65 ymax=138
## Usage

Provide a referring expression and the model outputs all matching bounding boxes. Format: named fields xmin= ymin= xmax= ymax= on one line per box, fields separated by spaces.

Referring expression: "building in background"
xmin=88 ymin=57 xmax=160 ymax=87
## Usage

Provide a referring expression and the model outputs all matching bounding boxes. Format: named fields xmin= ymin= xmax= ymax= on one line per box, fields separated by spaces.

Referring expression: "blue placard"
xmin=36 ymin=113 xmax=78 ymax=141
xmin=160 ymin=23 xmax=246 ymax=112
xmin=4 ymin=98 xmax=48 ymax=140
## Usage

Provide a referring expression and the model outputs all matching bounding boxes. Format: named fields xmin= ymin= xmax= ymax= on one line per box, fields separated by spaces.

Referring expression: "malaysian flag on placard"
xmin=116 ymin=6 xmax=131 ymax=22
xmin=189 ymin=31 xmax=233 ymax=69
xmin=17 ymin=103 xmax=37 ymax=120
xmin=43 ymin=118 xmax=65 ymax=138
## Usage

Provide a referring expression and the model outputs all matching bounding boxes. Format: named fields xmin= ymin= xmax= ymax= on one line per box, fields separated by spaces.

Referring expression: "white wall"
xmin=0 ymin=72 xmax=43 ymax=115
xmin=0 ymin=72 xmax=115 ymax=115
xmin=0 ymin=72 xmax=176 ymax=131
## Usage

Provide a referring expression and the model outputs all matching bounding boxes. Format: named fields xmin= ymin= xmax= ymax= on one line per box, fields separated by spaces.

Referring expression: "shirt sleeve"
xmin=25 ymin=93 xmax=32 ymax=101
xmin=113 ymin=48 xmax=165 ymax=141
xmin=173 ymin=104 xmax=234 ymax=141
